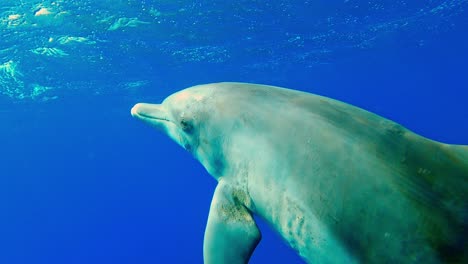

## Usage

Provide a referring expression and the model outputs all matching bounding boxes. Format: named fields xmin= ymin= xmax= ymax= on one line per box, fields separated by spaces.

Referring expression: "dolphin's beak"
xmin=131 ymin=103 xmax=171 ymax=124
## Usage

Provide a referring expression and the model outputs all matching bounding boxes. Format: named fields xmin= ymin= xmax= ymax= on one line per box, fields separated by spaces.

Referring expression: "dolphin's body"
xmin=131 ymin=82 xmax=467 ymax=264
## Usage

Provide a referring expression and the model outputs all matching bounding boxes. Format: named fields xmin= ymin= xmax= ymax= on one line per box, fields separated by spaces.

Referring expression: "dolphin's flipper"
xmin=203 ymin=180 xmax=261 ymax=264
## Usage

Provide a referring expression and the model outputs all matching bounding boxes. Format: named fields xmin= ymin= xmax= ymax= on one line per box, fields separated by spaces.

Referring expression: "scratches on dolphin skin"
xmin=400 ymin=141 xmax=468 ymax=262
xmin=217 ymin=202 xmax=251 ymax=223
xmin=268 ymin=191 xmax=358 ymax=263
xmin=215 ymin=184 xmax=253 ymax=224
xmin=277 ymin=193 xmax=317 ymax=252
xmin=417 ymin=167 xmax=432 ymax=176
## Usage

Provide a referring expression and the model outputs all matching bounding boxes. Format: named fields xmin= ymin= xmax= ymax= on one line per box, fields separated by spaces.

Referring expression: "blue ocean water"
xmin=0 ymin=1 xmax=467 ymax=263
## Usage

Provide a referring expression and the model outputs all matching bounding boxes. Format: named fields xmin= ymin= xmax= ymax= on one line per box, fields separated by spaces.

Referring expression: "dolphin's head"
xmin=131 ymin=90 xmax=204 ymax=152
xmin=131 ymin=82 xmax=293 ymax=179
xmin=131 ymin=84 xmax=228 ymax=177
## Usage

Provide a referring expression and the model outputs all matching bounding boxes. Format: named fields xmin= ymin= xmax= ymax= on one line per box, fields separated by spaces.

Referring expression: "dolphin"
xmin=131 ymin=82 xmax=467 ymax=264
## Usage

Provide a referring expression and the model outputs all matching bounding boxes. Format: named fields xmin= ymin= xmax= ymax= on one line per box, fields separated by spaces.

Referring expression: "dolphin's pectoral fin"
xmin=203 ymin=180 xmax=261 ymax=264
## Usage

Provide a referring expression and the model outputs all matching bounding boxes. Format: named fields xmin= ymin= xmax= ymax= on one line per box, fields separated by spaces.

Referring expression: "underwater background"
xmin=0 ymin=0 xmax=467 ymax=263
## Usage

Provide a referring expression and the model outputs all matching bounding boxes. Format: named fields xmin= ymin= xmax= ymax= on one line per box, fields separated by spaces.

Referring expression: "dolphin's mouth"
xmin=131 ymin=103 xmax=172 ymax=123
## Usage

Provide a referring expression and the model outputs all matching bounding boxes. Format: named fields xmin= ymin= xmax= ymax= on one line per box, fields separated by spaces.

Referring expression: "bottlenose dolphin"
xmin=131 ymin=82 xmax=467 ymax=264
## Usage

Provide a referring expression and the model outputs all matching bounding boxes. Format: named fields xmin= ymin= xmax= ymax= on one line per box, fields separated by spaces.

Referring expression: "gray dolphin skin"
xmin=131 ymin=82 xmax=467 ymax=264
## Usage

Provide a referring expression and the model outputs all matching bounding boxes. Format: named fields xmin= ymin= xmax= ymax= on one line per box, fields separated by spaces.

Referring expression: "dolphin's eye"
xmin=180 ymin=119 xmax=194 ymax=133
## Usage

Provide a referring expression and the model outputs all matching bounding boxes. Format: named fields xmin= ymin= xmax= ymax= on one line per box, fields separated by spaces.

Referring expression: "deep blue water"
xmin=0 ymin=1 xmax=467 ymax=263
